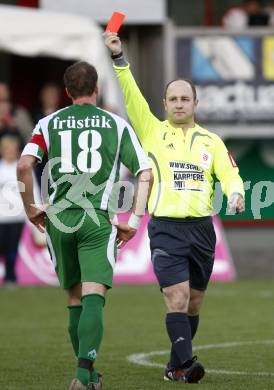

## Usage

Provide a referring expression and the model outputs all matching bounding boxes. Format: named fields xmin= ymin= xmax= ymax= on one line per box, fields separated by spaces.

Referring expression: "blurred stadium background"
xmin=0 ymin=1 xmax=273 ymax=389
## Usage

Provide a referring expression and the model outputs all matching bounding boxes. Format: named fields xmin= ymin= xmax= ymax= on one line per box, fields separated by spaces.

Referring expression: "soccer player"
xmin=17 ymin=61 xmax=152 ymax=390
xmin=104 ymin=32 xmax=245 ymax=384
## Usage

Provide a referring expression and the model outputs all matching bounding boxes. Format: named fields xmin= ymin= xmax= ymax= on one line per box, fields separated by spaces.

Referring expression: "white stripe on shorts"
xmin=107 ymin=224 xmax=117 ymax=269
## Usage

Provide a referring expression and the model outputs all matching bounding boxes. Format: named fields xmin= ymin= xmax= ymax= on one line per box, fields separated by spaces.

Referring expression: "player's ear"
xmin=194 ymin=98 xmax=199 ymax=108
xmin=95 ymin=83 xmax=99 ymax=96
xmin=163 ymin=98 xmax=167 ymax=112
xmin=65 ymin=88 xmax=72 ymax=100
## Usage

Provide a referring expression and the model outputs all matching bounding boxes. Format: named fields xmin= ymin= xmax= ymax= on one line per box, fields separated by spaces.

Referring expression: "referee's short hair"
xmin=164 ymin=79 xmax=197 ymax=101
xmin=64 ymin=61 xmax=98 ymax=99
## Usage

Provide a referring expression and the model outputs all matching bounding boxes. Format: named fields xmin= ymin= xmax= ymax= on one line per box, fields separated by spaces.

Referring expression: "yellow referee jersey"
xmin=114 ymin=64 xmax=244 ymax=218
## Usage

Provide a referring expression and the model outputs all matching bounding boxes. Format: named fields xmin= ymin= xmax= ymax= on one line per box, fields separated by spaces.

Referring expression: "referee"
xmin=104 ymin=32 xmax=245 ymax=384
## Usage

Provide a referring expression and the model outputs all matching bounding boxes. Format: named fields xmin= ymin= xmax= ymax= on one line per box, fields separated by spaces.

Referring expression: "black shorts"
xmin=148 ymin=216 xmax=216 ymax=291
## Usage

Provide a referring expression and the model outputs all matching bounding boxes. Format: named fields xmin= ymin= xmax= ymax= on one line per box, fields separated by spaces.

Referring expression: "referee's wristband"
xmin=111 ymin=51 xmax=123 ymax=59
xmin=128 ymin=213 xmax=141 ymax=230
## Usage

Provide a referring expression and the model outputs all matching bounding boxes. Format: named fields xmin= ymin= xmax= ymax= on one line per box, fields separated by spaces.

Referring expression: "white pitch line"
xmin=128 ymin=351 xmax=167 ymax=368
xmin=206 ymin=369 xmax=274 ymax=377
xmin=194 ymin=340 xmax=274 ymax=351
xmin=127 ymin=340 xmax=274 ymax=377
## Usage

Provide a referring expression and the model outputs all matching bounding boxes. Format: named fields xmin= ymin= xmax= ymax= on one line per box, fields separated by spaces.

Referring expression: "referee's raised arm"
xmin=103 ymin=32 xmax=158 ymax=142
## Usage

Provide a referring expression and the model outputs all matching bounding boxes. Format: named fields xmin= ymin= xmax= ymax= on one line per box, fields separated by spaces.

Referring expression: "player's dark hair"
xmin=64 ymin=61 xmax=98 ymax=99
xmin=164 ymin=78 xmax=197 ymax=101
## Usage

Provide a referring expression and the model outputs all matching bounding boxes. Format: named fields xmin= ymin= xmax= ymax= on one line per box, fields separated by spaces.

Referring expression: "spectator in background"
xmin=248 ymin=0 xmax=269 ymax=26
xmin=31 ymin=82 xmax=62 ymax=124
xmin=0 ymin=135 xmax=25 ymax=287
xmin=31 ymin=82 xmax=62 ymax=187
xmin=264 ymin=0 xmax=274 ymax=25
xmin=0 ymin=82 xmax=33 ymax=145
xmin=222 ymin=0 xmax=269 ymax=29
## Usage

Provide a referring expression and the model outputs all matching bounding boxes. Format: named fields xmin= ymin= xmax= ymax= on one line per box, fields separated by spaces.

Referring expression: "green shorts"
xmin=45 ymin=209 xmax=117 ymax=290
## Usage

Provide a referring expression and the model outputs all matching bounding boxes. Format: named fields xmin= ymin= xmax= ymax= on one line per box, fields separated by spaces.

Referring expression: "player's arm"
xmin=115 ymin=169 xmax=153 ymax=248
xmin=115 ymin=123 xmax=153 ymax=247
xmin=17 ymin=155 xmax=46 ymax=232
xmin=103 ymin=32 xmax=158 ymax=142
xmin=17 ymin=123 xmax=48 ymax=231
xmin=213 ymin=135 xmax=245 ymax=214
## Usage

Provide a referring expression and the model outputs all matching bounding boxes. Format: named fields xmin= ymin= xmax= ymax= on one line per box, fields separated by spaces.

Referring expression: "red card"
xmin=105 ymin=12 xmax=125 ymax=33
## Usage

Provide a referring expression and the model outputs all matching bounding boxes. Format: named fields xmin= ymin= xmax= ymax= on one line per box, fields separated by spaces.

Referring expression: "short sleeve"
xmin=21 ymin=122 xmax=48 ymax=162
xmin=119 ymin=124 xmax=151 ymax=176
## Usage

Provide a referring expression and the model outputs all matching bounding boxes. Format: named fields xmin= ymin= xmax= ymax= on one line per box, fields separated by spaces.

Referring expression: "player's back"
xmin=39 ymin=103 xmax=125 ymax=211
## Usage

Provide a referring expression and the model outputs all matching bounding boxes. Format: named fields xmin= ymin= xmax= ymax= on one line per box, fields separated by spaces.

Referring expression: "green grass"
xmin=0 ymin=281 xmax=274 ymax=389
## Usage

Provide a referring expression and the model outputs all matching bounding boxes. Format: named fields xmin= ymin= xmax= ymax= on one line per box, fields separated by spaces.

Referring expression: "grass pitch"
xmin=0 ymin=280 xmax=273 ymax=390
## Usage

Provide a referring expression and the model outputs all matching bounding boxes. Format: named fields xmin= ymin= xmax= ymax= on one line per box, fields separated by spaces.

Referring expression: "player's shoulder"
xmin=38 ymin=107 xmax=70 ymax=128
xmin=97 ymin=107 xmax=130 ymax=131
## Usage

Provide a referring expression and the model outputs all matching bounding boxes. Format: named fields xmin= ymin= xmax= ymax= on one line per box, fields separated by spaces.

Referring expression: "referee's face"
xmin=164 ymin=80 xmax=197 ymax=126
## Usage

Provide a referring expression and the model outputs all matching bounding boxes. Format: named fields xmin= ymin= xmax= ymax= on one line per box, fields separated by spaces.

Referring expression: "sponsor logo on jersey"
xmin=169 ymin=161 xmax=205 ymax=192
xmin=53 ymin=115 xmax=112 ymax=130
